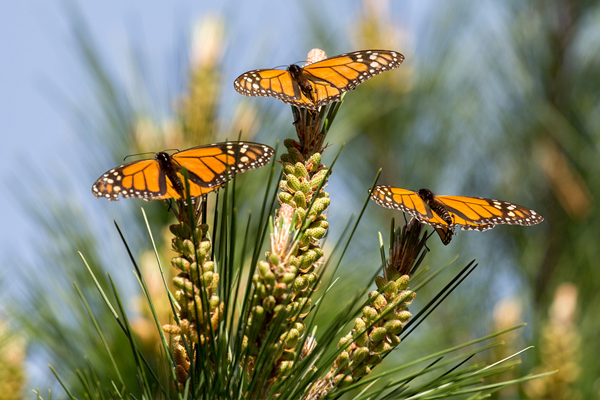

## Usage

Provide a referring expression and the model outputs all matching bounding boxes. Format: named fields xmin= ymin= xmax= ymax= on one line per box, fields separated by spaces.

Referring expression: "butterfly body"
xmin=234 ymin=50 xmax=404 ymax=110
xmin=416 ymin=188 xmax=453 ymax=225
xmin=287 ymin=64 xmax=314 ymax=101
xmin=155 ymin=151 xmax=187 ymax=197
xmin=371 ymin=185 xmax=543 ymax=243
xmin=93 ymin=142 xmax=274 ymax=201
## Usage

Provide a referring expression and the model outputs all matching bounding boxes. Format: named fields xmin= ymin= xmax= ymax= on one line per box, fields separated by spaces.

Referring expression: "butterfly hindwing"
xmin=234 ymin=49 xmax=404 ymax=110
xmin=234 ymin=69 xmax=310 ymax=106
xmin=93 ymin=159 xmax=167 ymax=201
xmin=434 ymin=226 xmax=454 ymax=245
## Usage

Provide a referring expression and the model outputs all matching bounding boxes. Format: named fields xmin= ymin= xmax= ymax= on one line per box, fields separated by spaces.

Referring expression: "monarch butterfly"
xmin=371 ymin=186 xmax=544 ymax=244
xmin=234 ymin=50 xmax=404 ymax=110
xmin=92 ymin=142 xmax=274 ymax=201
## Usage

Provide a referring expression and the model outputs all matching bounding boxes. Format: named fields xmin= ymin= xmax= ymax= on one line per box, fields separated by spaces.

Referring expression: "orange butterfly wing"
xmin=303 ymin=50 xmax=404 ymax=108
xmin=435 ymin=195 xmax=544 ymax=231
xmin=172 ymin=142 xmax=274 ymax=188
xmin=93 ymin=142 xmax=274 ymax=201
xmin=234 ymin=69 xmax=314 ymax=109
xmin=234 ymin=50 xmax=404 ymax=110
xmin=92 ymin=159 xmax=166 ymax=200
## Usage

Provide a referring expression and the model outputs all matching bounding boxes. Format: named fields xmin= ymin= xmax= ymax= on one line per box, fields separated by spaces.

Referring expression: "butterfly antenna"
xmin=122 ymin=152 xmax=156 ymax=161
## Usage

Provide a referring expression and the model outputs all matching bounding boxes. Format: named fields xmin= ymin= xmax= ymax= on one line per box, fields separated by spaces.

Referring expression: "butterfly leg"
xmin=165 ymin=198 xmax=174 ymax=212
xmin=200 ymin=194 xmax=208 ymax=225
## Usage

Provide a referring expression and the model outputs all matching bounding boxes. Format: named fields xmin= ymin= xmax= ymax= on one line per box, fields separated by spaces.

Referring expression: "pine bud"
xmin=293 ymin=191 xmax=307 ymax=208
xmin=310 ymin=153 xmax=321 ymax=166
xmin=283 ymin=163 xmax=295 ymax=175
xmin=293 ymin=276 xmax=309 ymax=292
xmin=372 ymin=294 xmax=388 ymax=310
xmin=182 ymin=239 xmax=195 ymax=259
xmin=171 ymin=257 xmax=190 ymax=272
xmin=384 ymin=319 xmax=404 ymax=335
xmin=354 ymin=318 xmax=367 ymax=333
xmin=362 ymin=306 xmax=379 ymax=323
xmin=396 ymin=275 xmax=410 ymax=290
xmin=282 ymin=328 xmax=300 ymax=349
xmin=288 ymin=147 xmax=304 ymax=163
xmin=352 ymin=346 xmax=370 ymax=364
xmin=310 ymin=169 xmax=328 ymax=187
xmin=169 ymin=223 xmax=185 ymax=238
xmin=269 ymin=252 xmax=280 ymax=265
xmin=396 ymin=310 xmax=412 ymax=322
xmin=202 ymin=271 xmax=214 ymax=287
xmin=283 ymin=138 xmax=298 ymax=150
xmin=335 ymin=351 xmax=350 ymax=369
xmin=389 ymin=334 xmax=401 ymax=346
xmin=279 ymin=192 xmax=293 ymax=205
xmin=286 ymin=175 xmax=301 ymax=192
xmin=375 ymin=276 xmax=387 ymax=290
xmin=282 ymin=272 xmax=296 ymax=284
xmin=294 ymin=162 xmax=308 ymax=178
xmin=209 ymin=295 xmax=220 ymax=308
xmin=384 ymin=280 xmax=399 ymax=297
xmin=370 ymin=327 xmax=387 ymax=344
xmin=305 ymin=227 xmax=326 ymax=239
xmin=338 ymin=334 xmax=352 ymax=349
xmin=299 ymin=181 xmax=311 ymax=194
xmin=202 ymin=261 xmax=214 ymax=272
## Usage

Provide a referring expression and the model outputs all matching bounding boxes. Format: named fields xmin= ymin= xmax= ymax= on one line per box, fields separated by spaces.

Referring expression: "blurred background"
xmin=1 ymin=0 xmax=599 ymax=398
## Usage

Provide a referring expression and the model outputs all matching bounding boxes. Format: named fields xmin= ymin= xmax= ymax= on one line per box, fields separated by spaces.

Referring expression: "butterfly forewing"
xmin=92 ymin=141 xmax=274 ymax=201
xmin=437 ymin=196 xmax=544 ymax=230
xmin=371 ymin=186 xmax=432 ymax=220
xmin=235 ymin=69 xmax=297 ymax=98
xmin=305 ymin=50 xmax=404 ymax=93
